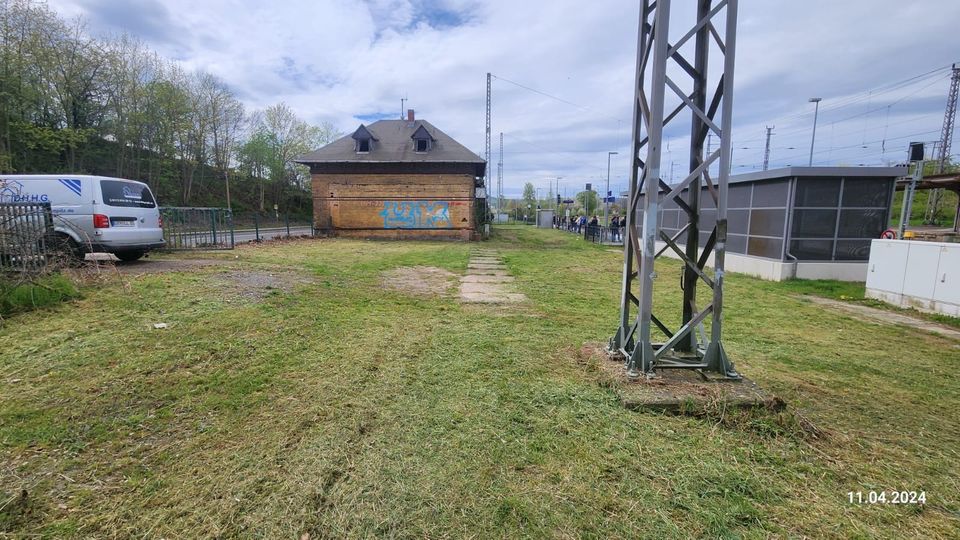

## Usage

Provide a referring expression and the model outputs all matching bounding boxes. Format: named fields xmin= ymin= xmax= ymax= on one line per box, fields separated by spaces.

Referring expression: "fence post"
xmin=254 ymin=212 xmax=260 ymax=242
xmin=228 ymin=209 xmax=235 ymax=248
xmin=285 ymin=212 xmax=290 ymax=237
xmin=210 ymin=210 xmax=217 ymax=245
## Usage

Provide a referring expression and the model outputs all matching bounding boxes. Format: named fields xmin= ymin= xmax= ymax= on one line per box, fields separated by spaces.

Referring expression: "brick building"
xmin=295 ymin=111 xmax=486 ymax=240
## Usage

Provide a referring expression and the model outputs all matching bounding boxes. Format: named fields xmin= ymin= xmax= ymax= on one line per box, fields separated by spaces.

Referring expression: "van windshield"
xmin=100 ymin=180 xmax=156 ymax=208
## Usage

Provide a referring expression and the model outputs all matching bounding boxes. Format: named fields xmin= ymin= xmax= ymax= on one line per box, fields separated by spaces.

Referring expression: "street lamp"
xmin=555 ymin=176 xmax=563 ymax=213
xmin=605 ymin=151 xmax=618 ymax=226
xmin=808 ymin=97 xmax=822 ymax=166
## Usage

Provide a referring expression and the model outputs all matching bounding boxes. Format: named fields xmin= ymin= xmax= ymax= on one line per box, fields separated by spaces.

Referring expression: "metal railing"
xmin=0 ymin=202 xmax=54 ymax=273
xmin=230 ymin=211 xmax=313 ymax=243
xmin=160 ymin=207 xmax=235 ymax=250
xmin=555 ymin=221 xmax=625 ymax=245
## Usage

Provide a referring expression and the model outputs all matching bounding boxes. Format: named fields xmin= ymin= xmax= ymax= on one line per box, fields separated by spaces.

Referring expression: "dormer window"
xmin=411 ymin=124 xmax=435 ymax=153
xmin=351 ymin=124 xmax=377 ymax=154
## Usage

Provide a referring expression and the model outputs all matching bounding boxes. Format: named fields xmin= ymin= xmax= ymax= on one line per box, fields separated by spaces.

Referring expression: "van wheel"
xmin=115 ymin=251 xmax=145 ymax=262
xmin=51 ymin=233 xmax=83 ymax=264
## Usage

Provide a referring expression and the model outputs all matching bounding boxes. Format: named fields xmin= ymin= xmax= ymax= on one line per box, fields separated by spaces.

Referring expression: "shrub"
xmin=0 ymin=274 xmax=80 ymax=317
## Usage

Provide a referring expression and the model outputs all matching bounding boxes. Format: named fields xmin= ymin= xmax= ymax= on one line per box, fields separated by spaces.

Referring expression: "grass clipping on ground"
xmin=380 ymin=266 xmax=457 ymax=297
xmin=1 ymin=227 xmax=958 ymax=538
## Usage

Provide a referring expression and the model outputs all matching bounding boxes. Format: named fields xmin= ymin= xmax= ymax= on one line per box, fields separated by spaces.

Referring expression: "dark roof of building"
xmin=351 ymin=124 xmax=378 ymax=141
xmin=410 ymin=124 xmax=434 ymax=141
xmin=296 ymin=119 xmax=484 ymax=165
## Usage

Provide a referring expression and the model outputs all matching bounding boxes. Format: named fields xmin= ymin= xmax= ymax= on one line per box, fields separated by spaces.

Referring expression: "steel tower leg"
xmin=610 ymin=0 xmax=741 ymax=380
xmin=485 ymin=73 xmax=492 ymax=211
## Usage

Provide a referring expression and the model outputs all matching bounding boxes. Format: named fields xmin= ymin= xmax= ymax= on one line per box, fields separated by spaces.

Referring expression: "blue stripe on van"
xmin=58 ymin=178 xmax=82 ymax=196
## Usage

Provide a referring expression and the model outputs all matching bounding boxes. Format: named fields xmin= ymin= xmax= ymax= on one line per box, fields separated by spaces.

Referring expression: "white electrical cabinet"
xmin=866 ymin=239 xmax=960 ymax=317
xmin=933 ymin=246 xmax=960 ymax=306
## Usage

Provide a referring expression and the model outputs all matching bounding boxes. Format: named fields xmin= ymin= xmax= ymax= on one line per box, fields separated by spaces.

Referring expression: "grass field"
xmin=1 ymin=226 xmax=958 ymax=538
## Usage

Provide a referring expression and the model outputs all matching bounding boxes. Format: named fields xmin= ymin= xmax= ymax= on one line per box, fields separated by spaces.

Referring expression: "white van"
xmin=0 ymin=174 xmax=164 ymax=261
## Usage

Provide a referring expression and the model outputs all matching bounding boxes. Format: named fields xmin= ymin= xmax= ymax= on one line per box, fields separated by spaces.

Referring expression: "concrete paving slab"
xmin=460 ymin=274 xmax=515 ymax=283
xmin=596 ymin=354 xmax=781 ymax=413
xmin=570 ymin=343 xmax=781 ymax=414
xmin=459 ymin=291 xmax=526 ymax=303
xmin=459 ymin=249 xmax=527 ymax=304
xmin=465 ymin=269 xmax=510 ymax=276
xmin=468 ymin=264 xmax=508 ymax=270
xmin=460 ymin=282 xmax=514 ymax=294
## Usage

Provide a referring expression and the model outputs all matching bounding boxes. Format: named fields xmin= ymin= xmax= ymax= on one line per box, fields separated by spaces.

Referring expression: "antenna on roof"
xmin=400 ymin=95 xmax=408 ymax=120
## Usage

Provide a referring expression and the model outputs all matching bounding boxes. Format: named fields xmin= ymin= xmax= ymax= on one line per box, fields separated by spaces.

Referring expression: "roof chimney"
xmin=407 ymin=109 xmax=415 ymax=122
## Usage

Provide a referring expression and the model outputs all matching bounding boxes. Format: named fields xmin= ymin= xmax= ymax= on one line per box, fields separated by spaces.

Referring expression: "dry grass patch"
xmin=380 ymin=266 xmax=458 ymax=297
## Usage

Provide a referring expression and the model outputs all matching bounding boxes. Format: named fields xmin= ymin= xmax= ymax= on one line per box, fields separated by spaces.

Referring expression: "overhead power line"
xmin=490 ymin=73 xmax=629 ymax=125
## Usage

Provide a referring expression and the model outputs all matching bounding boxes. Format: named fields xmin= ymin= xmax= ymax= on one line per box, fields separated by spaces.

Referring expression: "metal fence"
xmin=160 ymin=208 xmax=317 ymax=250
xmin=231 ymin=211 xmax=313 ymax=243
xmin=160 ymin=207 xmax=235 ymax=250
xmin=556 ymin=221 xmax=625 ymax=245
xmin=0 ymin=202 xmax=54 ymax=273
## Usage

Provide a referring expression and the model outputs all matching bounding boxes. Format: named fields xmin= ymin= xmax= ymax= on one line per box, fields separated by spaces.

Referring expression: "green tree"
xmin=238 ymin=130 xmax=273 ymax=211
xmin=576 ymin=190 xmax=599 ymax=216
xmin=522 ymin=182 xmax=536 ymax=208
xmin=0 ymin=1 xmax=340 ymax=215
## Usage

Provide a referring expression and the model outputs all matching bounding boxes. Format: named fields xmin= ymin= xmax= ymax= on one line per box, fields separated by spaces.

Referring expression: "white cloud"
xmin=50 ymin=0 xmax=960 ymax=196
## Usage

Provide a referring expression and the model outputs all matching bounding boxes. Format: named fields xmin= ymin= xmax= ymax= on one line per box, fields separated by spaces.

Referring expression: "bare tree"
xmin=207 ymin=76 xmax=245 ymax=209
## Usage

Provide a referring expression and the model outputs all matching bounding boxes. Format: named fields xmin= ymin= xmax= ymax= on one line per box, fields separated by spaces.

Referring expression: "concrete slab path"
xmin=459 ymin=250 xmax=526 ymax=304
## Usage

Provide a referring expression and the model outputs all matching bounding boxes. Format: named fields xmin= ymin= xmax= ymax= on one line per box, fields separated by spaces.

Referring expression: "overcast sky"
xmin=49 ymin=0 xmax=960 ymax=197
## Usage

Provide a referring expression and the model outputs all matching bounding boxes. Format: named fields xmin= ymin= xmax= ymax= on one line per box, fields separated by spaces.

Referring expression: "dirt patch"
xmin=803 ymin=296 xmax=960 ymax=341
xmin=381 ymin=266 xmax=457 ymax=297
xmin=215 ymin=270 xmax=313 ymax=301
xmin=114 ymin=258 xmax=232 ymax=275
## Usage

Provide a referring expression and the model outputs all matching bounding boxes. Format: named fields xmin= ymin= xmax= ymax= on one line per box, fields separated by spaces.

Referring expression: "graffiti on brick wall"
xmin=380 ymin=200 xmax=452 ymax=229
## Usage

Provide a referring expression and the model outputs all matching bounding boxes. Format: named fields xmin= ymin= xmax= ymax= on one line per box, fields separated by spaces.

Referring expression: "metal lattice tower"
xmin=610 ymin=0 xmax=740 ymax=380
xmin=485 ymin=73 xmax=492 ymax=207
xmin=498 ymin=132 xmax=504 ymax=214
xmin=925 ymin=64 xmax=960 ymax=224
xmin=938 ymin=64 xmax=959 ymax=173
xmin=762 ymin=126 xmax=774 ymax=171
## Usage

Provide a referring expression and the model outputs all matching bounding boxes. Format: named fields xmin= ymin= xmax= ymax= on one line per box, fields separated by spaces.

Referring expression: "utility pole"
xmin=498 ymin=132 xmax=503 ymax=218
xmin=556 ymin=176 xmax=563 ymax=215
xmin=762 ymin=126 xmax=774 ymax=170
xmin=900 ymin=160 xmax=923 ymax=238
xmin=605 ymin=151 xmax=618 ymax=226
xmin=924 ymin=64 xmax=960 ymax=225
xmin=485 ymin=73 xmax=492 ymax=221
xmin=808 ymin=97 xmax=822 ymax=166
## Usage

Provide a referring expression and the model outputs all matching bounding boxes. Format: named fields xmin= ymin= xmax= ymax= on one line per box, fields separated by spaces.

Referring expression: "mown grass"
xmin=781 ymin=277 xmax=960 ymax=329
xmin=1 ymin=226 xmax=958 ymax=538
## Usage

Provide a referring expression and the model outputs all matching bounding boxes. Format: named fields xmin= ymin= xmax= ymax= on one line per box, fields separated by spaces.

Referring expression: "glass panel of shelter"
xmin=788 ymin=177 xmax=893 ymax=262
xmin=632 ymin=176 xmax=890 ymax=263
